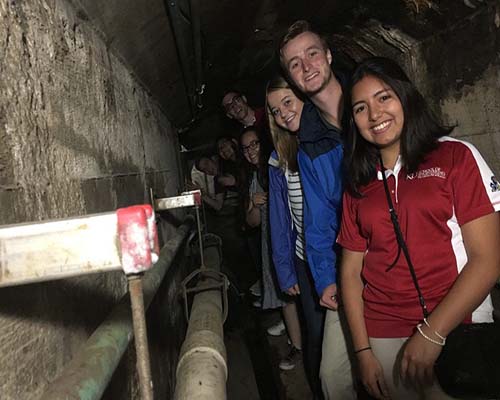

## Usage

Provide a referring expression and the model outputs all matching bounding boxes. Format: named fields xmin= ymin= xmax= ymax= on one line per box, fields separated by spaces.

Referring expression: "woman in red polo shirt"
xmin=338 ymin=57 xmax=500 ymax=400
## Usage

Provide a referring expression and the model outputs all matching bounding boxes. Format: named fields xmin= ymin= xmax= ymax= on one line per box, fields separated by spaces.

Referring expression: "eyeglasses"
xmin=223 ymin=95 xmax=243 ymax=111
xmin=242 ymin=140 xmax=260 ymax=154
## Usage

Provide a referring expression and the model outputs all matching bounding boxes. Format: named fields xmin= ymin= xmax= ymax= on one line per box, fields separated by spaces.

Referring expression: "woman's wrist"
xmin=416 ymin=322 xmax=446 ymax=346
xmin=423 ymin=318 xmax=446 ymax=341
xmin=354 ymin=346 xmax=372 ymax=357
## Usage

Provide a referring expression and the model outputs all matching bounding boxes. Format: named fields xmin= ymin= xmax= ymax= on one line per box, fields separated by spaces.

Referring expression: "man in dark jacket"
xmin=279 ymin=20 xmax=355 ymax=400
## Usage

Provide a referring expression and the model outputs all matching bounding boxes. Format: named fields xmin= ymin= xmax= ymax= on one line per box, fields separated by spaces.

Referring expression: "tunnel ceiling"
xmin=74 ymin=0 xmax=491 ymax=145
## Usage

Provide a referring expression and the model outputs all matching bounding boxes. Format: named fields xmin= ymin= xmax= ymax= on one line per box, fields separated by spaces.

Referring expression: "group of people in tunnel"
xmin=192 ymin=19 xmax=500 ymax=400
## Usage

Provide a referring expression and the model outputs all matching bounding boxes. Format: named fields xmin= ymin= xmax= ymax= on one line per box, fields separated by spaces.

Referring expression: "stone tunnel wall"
xmin=403 ymin=4 xmax=500 ymax=176
xmin=0 ymin=1 xmax=186 ymax=399
xmin=342 ymin=3 xmax=500 ymax=176
xmin=421 ymin=4 xmax=500 ymax=176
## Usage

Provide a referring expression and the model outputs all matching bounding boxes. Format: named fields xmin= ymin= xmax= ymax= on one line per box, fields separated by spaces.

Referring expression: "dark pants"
xmin=295 ymin=255 xmax=325 ymax=400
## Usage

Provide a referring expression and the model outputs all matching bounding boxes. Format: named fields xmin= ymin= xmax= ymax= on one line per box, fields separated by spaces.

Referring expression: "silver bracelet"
xmin=416 ymin=323 xmax=446 ymax=346
xmin=423 ymin=318 xmax=446 ymax=342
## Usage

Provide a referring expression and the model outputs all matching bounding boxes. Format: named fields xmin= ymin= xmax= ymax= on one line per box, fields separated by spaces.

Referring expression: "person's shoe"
xmin=252 ymin=298 xmax=262 ymax=308
xmin=249 ymin=280 xmax=262 ymax=297
xmin=279 ymin=346 xmax=302 ymax=371
xmin=266 ymin=320 xmax=286 ymax=336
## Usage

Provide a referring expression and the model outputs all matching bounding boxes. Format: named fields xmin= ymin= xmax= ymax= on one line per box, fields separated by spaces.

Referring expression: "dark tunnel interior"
xmin=73 ymin=0 xmax=500 ymax=151
xmin=1 ymin=1 xmax=500 ymax=399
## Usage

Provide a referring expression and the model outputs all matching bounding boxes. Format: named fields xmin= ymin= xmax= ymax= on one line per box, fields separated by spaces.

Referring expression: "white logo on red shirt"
xmin=407 ymin=167 xmax=446 ymax=180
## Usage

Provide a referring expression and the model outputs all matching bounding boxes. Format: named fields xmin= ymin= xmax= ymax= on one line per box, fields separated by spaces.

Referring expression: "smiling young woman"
xmin=339 ymin=57 xmax=500 ymax=400
xmin=265 ymin=74 xmax=326 ymax=397
xmin=351 ymin=75 xmax=405 ymax=168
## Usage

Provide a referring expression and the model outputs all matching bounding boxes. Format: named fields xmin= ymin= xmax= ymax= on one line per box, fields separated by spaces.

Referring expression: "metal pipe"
xmin=164 ymin=0 xmax=196 ymax=115
xmin=190 ymin=0 xmax=204 ymax=109
xmin=174 ymin=238 xmax=227 ymax=400
xmin=195 ymin=205 xmax=204 ymax=267
xmin=128 ymin=275 xmax=154 ymax=400
xmin=39 ymin=219 xmax=193 ymax=400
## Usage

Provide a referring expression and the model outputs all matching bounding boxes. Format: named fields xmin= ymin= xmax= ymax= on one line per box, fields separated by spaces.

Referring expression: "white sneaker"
xmin=249 ymin=280 xmax=262 ymax=296
xmin=252 ymin=298 xmax=262 ymax=308
xmin=266 ymin=320 xmax=286 ymax=336
xmin=279 ymin=345 xmax=301 ymax=371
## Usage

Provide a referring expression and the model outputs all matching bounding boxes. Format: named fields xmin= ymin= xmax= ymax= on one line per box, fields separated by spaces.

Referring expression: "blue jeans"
xmin=295 ymin=255 xmax=325 ymax=399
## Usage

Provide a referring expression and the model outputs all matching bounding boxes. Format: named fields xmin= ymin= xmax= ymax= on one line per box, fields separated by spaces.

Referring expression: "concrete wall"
xmin=0 ymin=1 xmax=186 ymax=398
xmin=340 ymin=4 xmax=500 ymax=175
xmin=421 ymin=3 xmax=500 ymax=175
xmin=398 ymin=4 xmax=500 ymax=176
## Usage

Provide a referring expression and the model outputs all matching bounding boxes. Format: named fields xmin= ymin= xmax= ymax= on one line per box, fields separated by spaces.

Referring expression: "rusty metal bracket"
xmin=152 ymin=189 xmax=205 ymax=266
xmin=153 ymin=190 xmax=202 ymax=211
xmin=181 ymin=267 xmax=229 ymax=324
xmin=116 ymin=204 xmax=160 ymax=400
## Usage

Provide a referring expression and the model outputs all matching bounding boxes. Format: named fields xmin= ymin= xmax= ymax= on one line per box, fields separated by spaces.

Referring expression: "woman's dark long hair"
xmin=238 ymin=126 xmax=270 ymax=207
xmin=216 ymin=135 xmax=241 ymax=179
xmin=345 ymin=57 xmax=454 ymax=196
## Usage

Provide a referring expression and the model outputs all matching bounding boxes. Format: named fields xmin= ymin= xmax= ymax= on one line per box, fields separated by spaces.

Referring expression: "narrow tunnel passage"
xmin=1 ymin=1 xmax=500 ymax=399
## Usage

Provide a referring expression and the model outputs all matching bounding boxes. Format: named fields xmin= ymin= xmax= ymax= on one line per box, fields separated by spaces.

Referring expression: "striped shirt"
xmin=286 ymin=170 xmax=305 ymax=260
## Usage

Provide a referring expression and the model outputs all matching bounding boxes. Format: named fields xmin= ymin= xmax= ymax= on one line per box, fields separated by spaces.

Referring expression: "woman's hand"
xmin=246 ymin=191 xmax=263 ymax=227
xmin=252 ymin=192 xmax=268 ymax=206
xmin=400 ymin=329 xmax=442 ymax=388
xmin=398 ymin=213 xmax=499 ymax=389
xmin=286 ymin=284 xmax=300 ymax=296
xmin=185 ymin=180 xmax=199 ymax=191
xmin=319 ymin=283 xmax=338 ymax=310
xmin=358 ymin=350 xmax=391 ymax=399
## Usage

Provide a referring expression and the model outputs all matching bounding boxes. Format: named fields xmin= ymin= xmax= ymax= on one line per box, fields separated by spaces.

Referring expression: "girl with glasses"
xmin=239 ymin=126 xmax=303 ymax=371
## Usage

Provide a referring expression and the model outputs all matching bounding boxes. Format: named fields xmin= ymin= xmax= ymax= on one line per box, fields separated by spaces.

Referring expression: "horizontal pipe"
xmin=39 ymin=218 xmax=193 ymax=400
xmin=174 ymin=237 xmax=227 ymax=400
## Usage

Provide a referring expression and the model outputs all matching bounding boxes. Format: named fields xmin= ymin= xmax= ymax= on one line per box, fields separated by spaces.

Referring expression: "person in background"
xmin=222 ymin=90 xmax=267 ymax=130
xmin=217 ymin=135 xmax=239 ymax=163
xmin=221 ymin=90 xmax=268 ymax=294
xmin=192 ymin=152 xmax=256 ymax=292
xmin=222 ymin=90 xmax=274 ymax=153
xmin=216 ymin=136 xmax=240 ymax=195
xmin=266 ymin=74 xmax=325 ymax=398
xmin=339 ymin=56 xmax=500 ymax=399
xmin=279 ymin=20 xmax=355 ymax=399
xmin=240 ymin=126 xmax=303 ymax=370
xmin=191 ymin=156 xmax=224 ymax=211
xmin=215 ymin=133 xmax=265 ymax=297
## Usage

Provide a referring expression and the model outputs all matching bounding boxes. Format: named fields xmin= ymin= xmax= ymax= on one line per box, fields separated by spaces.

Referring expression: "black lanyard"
xmin=378 ymin=151 xmax=429 ymax=319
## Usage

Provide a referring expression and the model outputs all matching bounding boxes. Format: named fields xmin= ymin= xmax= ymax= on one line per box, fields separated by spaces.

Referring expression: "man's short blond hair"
xmin=278 ymin=20 xmax=329 ymax=68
